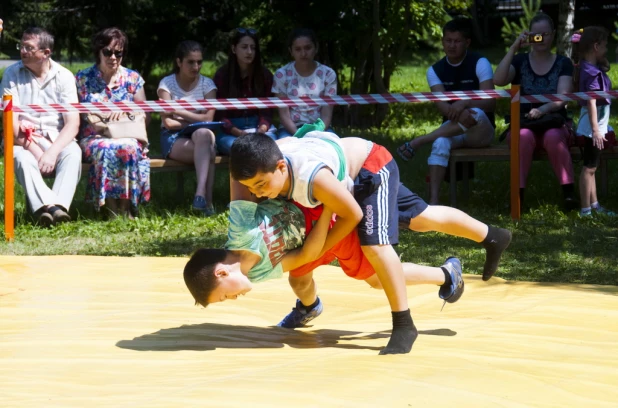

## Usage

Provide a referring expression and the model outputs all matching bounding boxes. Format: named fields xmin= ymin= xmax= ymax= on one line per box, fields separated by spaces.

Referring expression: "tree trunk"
xmin=371 ymin=0 xmax=389 ymax=125
xmin=371 ymin=0 xmax=386 ymax=94
xmin=557 ymin=0 xmax=575 ymax=58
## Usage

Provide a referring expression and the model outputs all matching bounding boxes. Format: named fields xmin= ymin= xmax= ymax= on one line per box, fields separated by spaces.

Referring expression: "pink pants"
xmin=506 ymin=126 xmax=574 ymax=188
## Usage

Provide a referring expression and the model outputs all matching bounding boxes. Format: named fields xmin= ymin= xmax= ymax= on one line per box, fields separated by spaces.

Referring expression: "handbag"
xmin=85 ymin=112 xmax=148 ymax=144
xmin=520 ymin=113 xmax=566 ymax=133
xmin=500 ymin=112 xmax=567 ymax=142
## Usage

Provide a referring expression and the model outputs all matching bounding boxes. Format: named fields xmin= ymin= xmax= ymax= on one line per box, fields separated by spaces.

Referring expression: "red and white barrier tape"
xmin=7 ymin=89 xmax=618 ymax=114
xmin=2 ymin=97 xmax=12 ymax=112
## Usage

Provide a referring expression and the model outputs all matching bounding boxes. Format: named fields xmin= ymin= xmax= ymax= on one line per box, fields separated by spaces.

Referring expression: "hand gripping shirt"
xmin=279 ymin=131 xmax=354 ymax=207
xmin=225 ymin=200 xmax=306 ymax=282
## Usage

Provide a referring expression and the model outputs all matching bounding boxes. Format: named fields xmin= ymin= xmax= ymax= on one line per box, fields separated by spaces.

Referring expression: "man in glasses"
xmin=1 ymin=27 xmax=81 ymax=227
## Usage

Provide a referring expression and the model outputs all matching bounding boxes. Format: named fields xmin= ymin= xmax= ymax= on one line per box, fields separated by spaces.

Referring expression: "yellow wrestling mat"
xmin=1 ymin=256 xmax=617 ymax=407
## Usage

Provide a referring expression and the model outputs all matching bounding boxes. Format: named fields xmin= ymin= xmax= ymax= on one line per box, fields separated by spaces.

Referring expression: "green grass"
xmin=1 ymin=63 xmax=617 ymax=287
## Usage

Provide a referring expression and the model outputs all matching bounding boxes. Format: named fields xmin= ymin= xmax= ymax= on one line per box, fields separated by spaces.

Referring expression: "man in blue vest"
xmin=397 ymin=18 xmax=496 ymax=205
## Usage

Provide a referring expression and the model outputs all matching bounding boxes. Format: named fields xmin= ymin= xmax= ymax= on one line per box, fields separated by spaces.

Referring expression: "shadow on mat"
xmin=116 ymin=323 xmax=456 ymax=352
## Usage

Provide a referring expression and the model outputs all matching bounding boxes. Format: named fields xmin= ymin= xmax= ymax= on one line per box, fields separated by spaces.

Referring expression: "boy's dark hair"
xmin=229 ymin=133 xmax=284 ymax=181
xmin=572 ymin=26 xmax=610 ymax=91
xmin=443 ymin=18 xmax=472 ymax=39
xmin=183 ymin=248 xmax=228 ymax=307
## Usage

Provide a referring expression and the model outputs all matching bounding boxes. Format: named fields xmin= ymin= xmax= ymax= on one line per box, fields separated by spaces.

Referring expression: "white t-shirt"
xmin=157 ymin=74 xmax=217 ymax=125
xmin=426 ymin=57 xmax=493 ymax=88
xmin=272 ymin=62 xmax=337 ymax=126
xmin=279 ymin=131 xmax=353 ymax=208
xmin=1 ymin=59 xmax=78 ymax=141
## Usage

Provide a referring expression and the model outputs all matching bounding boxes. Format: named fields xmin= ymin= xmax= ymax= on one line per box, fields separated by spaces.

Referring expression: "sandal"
xmin=396 ymin=141 xmax=416 ymax=162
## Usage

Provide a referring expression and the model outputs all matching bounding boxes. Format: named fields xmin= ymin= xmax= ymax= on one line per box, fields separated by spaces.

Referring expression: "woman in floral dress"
xmin=76 ymin=27 xmax=150 ymax=218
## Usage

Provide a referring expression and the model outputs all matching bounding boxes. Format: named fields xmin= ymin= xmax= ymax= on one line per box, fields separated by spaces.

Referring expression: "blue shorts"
xmin=354 ymin=144 xmax=401 ymax=246
xmin=396 ymin=183 xmax=429 ymax=229
xmin=160 ymin=128 xmax=183 ymax=159
xmin=353 ymin=143 xmax=429 ymax=246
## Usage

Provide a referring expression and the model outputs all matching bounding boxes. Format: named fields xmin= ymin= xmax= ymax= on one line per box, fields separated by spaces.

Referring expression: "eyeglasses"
xmin=236 ymin=28 xmax=257 ymax=35
xmin=102 ymin=48 xmax=123 ymax=58
xmin=16 ymin=43 xmax=39 ymax=53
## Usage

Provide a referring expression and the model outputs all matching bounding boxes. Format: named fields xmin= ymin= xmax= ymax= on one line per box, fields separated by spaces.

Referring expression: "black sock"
xmin=519 ymin=188 xmax=525 ymax=203
xmin=301 ymin=297 xmax=320 ymax=311
xmin=379 ymin=309 xmax=418 ymax=355
xmin=481 ymin=226 xmax=512 ymax=281
xmin=441 ymin=266 xmax=452 ymax=287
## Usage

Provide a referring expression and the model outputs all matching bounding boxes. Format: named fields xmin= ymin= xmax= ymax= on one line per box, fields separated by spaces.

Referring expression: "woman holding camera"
xmin=494 ymin=12 xmax=576 ymax=211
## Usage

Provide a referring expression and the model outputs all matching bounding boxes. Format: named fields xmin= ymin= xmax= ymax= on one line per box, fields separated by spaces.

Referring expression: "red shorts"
xmin=289 ymin=203 xmax=376 ymax=280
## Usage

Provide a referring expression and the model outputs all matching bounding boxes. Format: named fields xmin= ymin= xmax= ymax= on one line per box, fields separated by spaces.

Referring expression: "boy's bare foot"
xmin=379 ymin=310 xmax=418 ymax=355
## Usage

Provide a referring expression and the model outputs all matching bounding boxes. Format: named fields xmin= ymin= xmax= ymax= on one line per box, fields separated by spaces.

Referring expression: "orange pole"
xmin=510 ymin=86 xmax=521 ymax=221
xmin=3 ymin=95 xmax=15 ymax=241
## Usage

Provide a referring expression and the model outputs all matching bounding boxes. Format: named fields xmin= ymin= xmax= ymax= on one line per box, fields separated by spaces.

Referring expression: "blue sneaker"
xmin=593 ymin=205 xmax=617 ymax=216
xmin=277 ymin=298 xmax=323 ymax=328
xmin=439 ymin=257 xmax=464 ymax=310
xmin=192 ymin=196 xmax=215 ymax=216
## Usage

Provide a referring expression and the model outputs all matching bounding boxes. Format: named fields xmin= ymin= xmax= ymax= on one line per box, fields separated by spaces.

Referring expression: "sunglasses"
xmin=236 ymin=28 xmax=257 ymax=35
xmin=102 ymin=48 xmax=123 ymax=58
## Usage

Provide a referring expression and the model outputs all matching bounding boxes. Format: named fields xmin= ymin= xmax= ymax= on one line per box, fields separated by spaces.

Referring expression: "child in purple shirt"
xmin=572 ymin=27 xmax=616 ymax=216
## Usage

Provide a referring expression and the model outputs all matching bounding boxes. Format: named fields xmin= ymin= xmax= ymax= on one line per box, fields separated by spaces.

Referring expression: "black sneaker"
xmin=36 ymin=211 xmax=54 ymax=228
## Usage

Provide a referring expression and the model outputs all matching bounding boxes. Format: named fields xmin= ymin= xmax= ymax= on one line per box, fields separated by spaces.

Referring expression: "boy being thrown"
xmin=230 ymin=131 xmax=512 ymax=354
xmin=184 ymin=198 xmax=464 ymax=354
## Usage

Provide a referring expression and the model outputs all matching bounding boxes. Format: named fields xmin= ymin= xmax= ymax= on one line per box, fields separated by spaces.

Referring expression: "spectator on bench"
xmin=76 ymin=27 xmax=151 ymax=219
xmin=397 ymin=18 xmax=496 ymax=205
xmin=272 ymin=28 xmax=337 ymax=138
xmin=214 ymin=28 xmax=277 ymax=155
xmin=1 ymin=27 xmax=81 ymax=227
xmin=494 ymin=12 xmax=577 ymax=211
xmin=158 ymin=41 xmax=218 ymax=216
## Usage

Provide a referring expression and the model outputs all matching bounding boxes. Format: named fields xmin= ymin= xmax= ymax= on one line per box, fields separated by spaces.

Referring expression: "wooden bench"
xmin=447 ymin=145 xmax=618 ymax=207
xmin=80 ymin=155 xmax=230 ymax=198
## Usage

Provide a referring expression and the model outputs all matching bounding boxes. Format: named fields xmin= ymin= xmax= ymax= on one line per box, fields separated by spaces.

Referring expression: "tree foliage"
xmin=1 ymin=0 xmax=470 ymax=126
xmin=242 ymin=0 xmax=470 ymax=126
xmin=500 ymin=0 xmax=541 ymax=51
